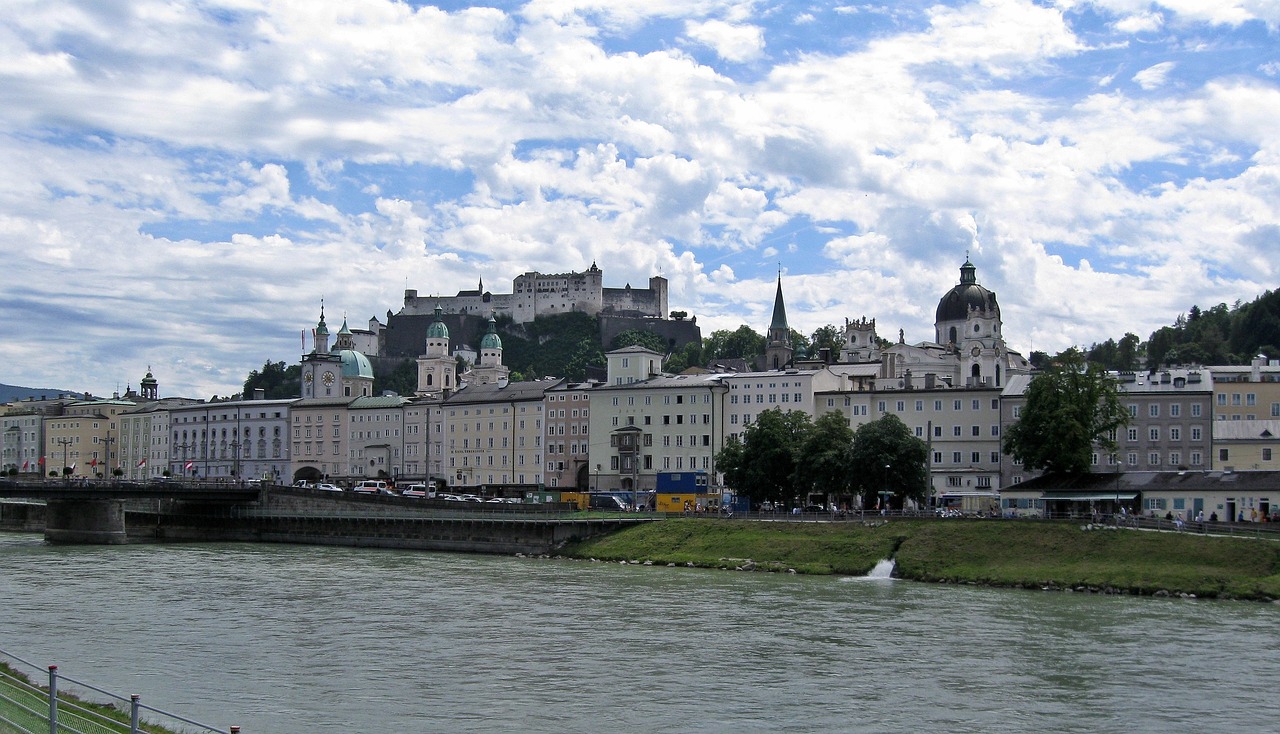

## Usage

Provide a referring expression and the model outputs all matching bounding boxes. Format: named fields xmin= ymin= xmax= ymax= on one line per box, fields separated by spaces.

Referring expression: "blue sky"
xmin=3 ymin=0 xmax=1278 ymax=398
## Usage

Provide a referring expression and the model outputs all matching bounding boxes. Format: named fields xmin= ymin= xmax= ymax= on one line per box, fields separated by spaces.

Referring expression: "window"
xmin=1219 ymin=448 xmax=1229 ymax=462
xmin=953 ymin=426 xmax=961 ymax=437
xmin=1191 ymin=404 xmax=1202 ymax=417
xmin=1170 ymin=404 xmax=1181 ymax=417
xmin=1170 ymin=427 xmax=1180 ymax=441
xmin=1169 ymin=452 xmax=1181 ymax=466
xmin=1148 ymin=452 xmax=1160 ymax=465
xmin=952 ymin=452 xmax=961 ymax=463
xmin=1264 ymin=448 xmax=1273 ymax=461
xmin=1149 ymin=427 xmax=1159 ymax=441
xmin=1191 ymin=426 xmax=1202 ymax=441
xmin=1190 ymin=451 xmax=1202 ymax=466
xmin=1127 ymin=428 xmax=1138 ymax=442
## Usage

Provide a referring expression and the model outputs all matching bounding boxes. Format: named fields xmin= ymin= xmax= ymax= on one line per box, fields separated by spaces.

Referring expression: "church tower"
xmin=840 ymin=317 xmax=881 ymax=363
xmin=139 ymin=368 xmax=159 ymax=400
xmin=416 ymin=305 xmax=456 ymax=397
xmin=471 ymin=315 xmax=510 ymax=386
xmin=935 ymin=258 xmax=1007 ymax=387
xmin=764 ymin=275 xmax=793 ymax=370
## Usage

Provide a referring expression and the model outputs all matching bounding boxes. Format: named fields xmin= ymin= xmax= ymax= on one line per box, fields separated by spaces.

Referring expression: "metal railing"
xmin=0 ymin=649 xmax=239 ymax=734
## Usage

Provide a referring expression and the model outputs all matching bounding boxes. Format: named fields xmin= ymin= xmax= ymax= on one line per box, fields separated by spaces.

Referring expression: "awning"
xmin=1041 ymin=492 xmax=1138 ymax=502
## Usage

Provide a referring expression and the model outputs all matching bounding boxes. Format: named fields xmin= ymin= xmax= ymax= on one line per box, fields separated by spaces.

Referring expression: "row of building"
xmin=4 ymin=261 xmax=1279 ymax=518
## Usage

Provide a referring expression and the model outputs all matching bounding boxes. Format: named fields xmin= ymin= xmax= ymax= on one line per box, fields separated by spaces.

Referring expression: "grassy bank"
xmin=562 ymin=518 xmax=1280 ymax=601
xmin=0 ymin=661 xmax=186 ymax=734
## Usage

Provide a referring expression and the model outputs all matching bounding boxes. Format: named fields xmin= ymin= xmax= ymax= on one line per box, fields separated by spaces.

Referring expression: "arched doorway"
xmin=292 ymin=466 xmax=322 ymax=484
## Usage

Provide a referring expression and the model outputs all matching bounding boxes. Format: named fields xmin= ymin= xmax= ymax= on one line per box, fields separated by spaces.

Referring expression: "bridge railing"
xmin=0 ymin=649 xmax=240 ymax=734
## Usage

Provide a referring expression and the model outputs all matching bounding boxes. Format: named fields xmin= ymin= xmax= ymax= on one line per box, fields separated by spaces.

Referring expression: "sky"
xmin=3 ymin=0 xmax=1278 ymax=399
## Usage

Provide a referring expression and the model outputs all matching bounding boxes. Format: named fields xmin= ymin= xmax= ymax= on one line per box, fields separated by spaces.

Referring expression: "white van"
xmin=353 ymin=480 xmax=390 ymax=495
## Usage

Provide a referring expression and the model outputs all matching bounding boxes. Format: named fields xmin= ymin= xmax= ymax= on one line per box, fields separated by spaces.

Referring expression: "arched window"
xmin=949 ymin=327 xmax=957 ymax=344
xmin=971 ymin=364 xmax=981 ymax=378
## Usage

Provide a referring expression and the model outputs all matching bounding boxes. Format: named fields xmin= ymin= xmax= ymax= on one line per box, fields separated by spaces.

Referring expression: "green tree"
xmin=848 ymin=414 xmax=929 ymax=509
xmin=1003 ymin=349 xmax=1130 ymax=475
xmin=794 ymin=411 xmax=856 ymax=500
xmin=704 ymin=326 xmax=765 ymax=361
xmin=715 ymin=407 xmax=812 ymax=507
xmin=663 ymin=340 xmax=704 ymax=374
xmin=243 ymin=361 xmax=302 ymax=399
xmin=609 ymin=329 xmax=669 ymax=354
xmin=808 ymin=324 xmax=843 ymax=361
xmin=374 ymin=359 xmax=417 ymax=396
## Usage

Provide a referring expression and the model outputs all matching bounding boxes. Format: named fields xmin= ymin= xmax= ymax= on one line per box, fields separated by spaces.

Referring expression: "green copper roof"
xmin=769 ymin=276 xmax=788 ymax=331
xmin=426 ymin=305 xmax=449 ymax=339
xmin=479 ymin=316 xmax=502 ymax=350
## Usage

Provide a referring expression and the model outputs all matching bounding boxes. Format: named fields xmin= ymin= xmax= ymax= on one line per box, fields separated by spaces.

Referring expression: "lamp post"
xmin=56 ymin=437 xmax=72 ymax=480
xmin=102 ymin=427 xmax=116 ymax=481
xmin=882 ymin=463 xmax=891 ymax=515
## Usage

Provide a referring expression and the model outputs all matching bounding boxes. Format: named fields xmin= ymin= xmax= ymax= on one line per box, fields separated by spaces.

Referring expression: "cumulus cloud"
xmin=0 ymin=0 xmax=1277 ymax=396
xmin=684 ymin=19 xmax=766 ymax=62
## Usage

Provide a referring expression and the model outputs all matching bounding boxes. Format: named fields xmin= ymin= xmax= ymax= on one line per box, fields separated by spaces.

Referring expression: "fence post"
xmin=130 ymin=694 xmax=140 ymax=734
xmin=47 ymin=665 xmax=57 ymax=734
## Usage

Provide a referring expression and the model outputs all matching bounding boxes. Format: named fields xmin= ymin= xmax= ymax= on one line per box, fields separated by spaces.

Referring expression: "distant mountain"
xmin=0 ymin=383 xmax=85 ymax=404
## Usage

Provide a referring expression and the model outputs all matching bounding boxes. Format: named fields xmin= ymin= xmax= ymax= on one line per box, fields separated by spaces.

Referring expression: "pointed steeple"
xmin=765 ymin=273 xmax=793 ymax=370
xmin=314 ymin=300 xmax=330 ymax=353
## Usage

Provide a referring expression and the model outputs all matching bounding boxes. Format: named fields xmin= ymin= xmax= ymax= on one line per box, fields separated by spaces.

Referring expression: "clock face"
xmin=322 ymin=371 xmax=335 ymax=386
xmin=303 ymin=372 xmax=313 ymax=383
xmin=971 ymin=346 xmax=982 ymax=357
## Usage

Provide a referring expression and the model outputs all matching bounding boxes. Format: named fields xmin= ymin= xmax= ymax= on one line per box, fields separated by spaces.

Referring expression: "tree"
xmin=610 ymin=329 xmax=668 ymax=354
xmin=808 ymin=324 xmax=843 ymax=361
xmin=703 ymin=326 xmax=765 ymax=361
xmin=794 ymin=411 xmax=856 ymax=501
xmin=374 ymin=359 xmax=417 ymax=396
xmin=847 ymin=414 xmax=929 ymax=509
xmin=663 ymin=340 xmax=703 ymax=374
xmin=1002 ymin=349 xmax=1130 ymax=475
xmin=244 ymin=361 xmax=302 ymax=399
xmin=715 ymin=407 xmax=811 ymax=507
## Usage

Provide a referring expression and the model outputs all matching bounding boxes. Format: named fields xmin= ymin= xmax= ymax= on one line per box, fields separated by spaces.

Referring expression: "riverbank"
xmin=561 ymin=518 xmax=1280 ymax=601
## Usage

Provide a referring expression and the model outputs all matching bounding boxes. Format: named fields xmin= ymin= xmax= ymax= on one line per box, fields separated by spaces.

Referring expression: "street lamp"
xmin=882 ymin=463 xmax=891 ymax=515
xmin=55 ymin=437 xmax=72 ymax=480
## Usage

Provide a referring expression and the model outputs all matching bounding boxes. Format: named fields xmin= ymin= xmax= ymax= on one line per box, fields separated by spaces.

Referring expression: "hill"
xmin=0 ymin=383 xmax=84 ymax=404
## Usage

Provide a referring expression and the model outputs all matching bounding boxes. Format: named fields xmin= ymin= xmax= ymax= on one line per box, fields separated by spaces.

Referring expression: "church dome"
xmin=935 ymin=259 xmax=999 ymax=323
xmin=426 ymin=305 xmax=449 ymax=340
xmin=339 ymin=350 xmax=374 ymax=379
xmin=479 ymin=316 xmax=502 ymax=350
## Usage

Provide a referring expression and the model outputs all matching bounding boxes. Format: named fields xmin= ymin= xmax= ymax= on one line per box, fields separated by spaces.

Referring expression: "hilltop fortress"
xmin=398 ymin=261 xmax=668 ymax=324
xmin=379 ymin=262 xmax=697 ymax=361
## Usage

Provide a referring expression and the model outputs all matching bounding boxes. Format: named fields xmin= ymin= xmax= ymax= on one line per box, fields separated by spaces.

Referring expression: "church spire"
xmin=765 ymin=272 xmax=793 ymax=370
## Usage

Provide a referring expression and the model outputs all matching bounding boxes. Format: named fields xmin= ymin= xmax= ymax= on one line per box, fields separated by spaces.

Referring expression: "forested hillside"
xmin=1086 ymin=289 xmax=1280 ymax=370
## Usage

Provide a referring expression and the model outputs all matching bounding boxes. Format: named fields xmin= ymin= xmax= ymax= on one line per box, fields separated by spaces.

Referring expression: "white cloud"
xmin=684 ymin=19 xmax=766 ymax=62
xmin=1133 ymin=61 xmax=1177 ymax=90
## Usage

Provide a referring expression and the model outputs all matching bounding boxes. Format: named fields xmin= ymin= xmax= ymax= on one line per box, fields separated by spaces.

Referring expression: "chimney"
xmin=253 ymin=388 xmax=266 ymax=401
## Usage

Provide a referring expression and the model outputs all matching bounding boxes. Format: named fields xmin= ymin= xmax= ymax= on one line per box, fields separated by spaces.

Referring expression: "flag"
xmin=184 ymin=461 xmax=195 ymax=471
xmin=89 ymin=458 xmax=98 ymax=467
xmin=69 ymin=463 xmax=76 ymax=471
xmin=302 ymin=329 xmax=306 ymax=352
xmin=38 ymin=457 xmax=45 ymax=465
xmin=22 ymin=460 xmax=28 ymax=471
xmin=137 ymin=458 xmax=147 ymax=467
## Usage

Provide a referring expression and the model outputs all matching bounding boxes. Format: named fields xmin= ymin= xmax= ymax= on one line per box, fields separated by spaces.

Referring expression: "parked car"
xmin=314 ymin=483 xmax=343 ymax=492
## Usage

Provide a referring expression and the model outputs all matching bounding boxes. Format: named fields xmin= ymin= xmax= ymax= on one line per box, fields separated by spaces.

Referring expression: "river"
xmin=1 ymin=532 xmax=1276 ymax=733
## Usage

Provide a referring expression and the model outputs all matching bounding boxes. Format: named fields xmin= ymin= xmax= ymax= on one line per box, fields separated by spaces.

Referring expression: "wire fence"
xmin=0 ymin=649 xmax=239 ymax=734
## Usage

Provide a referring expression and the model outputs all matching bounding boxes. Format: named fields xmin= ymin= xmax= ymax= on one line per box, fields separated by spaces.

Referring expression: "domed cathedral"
xmin=415 ymin=305 xmax=456 ymax=397
xmin=876 ymin=257 xmax=1031 ymax=389
xmin=763 ymin=274 xmax=794 ymax=370
xmin=469 ymin=314 xmax=510 ymax=386
xmin=934 ymin=258 xmax=1010 ymax=387
xmin=300 ymin=304 xmax=375 ymax=399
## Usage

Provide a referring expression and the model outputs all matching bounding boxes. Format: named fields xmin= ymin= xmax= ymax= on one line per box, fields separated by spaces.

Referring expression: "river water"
xmin=1 ymin=532 xmax=1276 ymax=734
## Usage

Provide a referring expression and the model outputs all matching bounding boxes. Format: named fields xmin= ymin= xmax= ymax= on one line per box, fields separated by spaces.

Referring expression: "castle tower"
xmin=416 ymin=305 xmax=455 ymax=397
xmin=764 ymin=275 xmax=793 ymax=370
